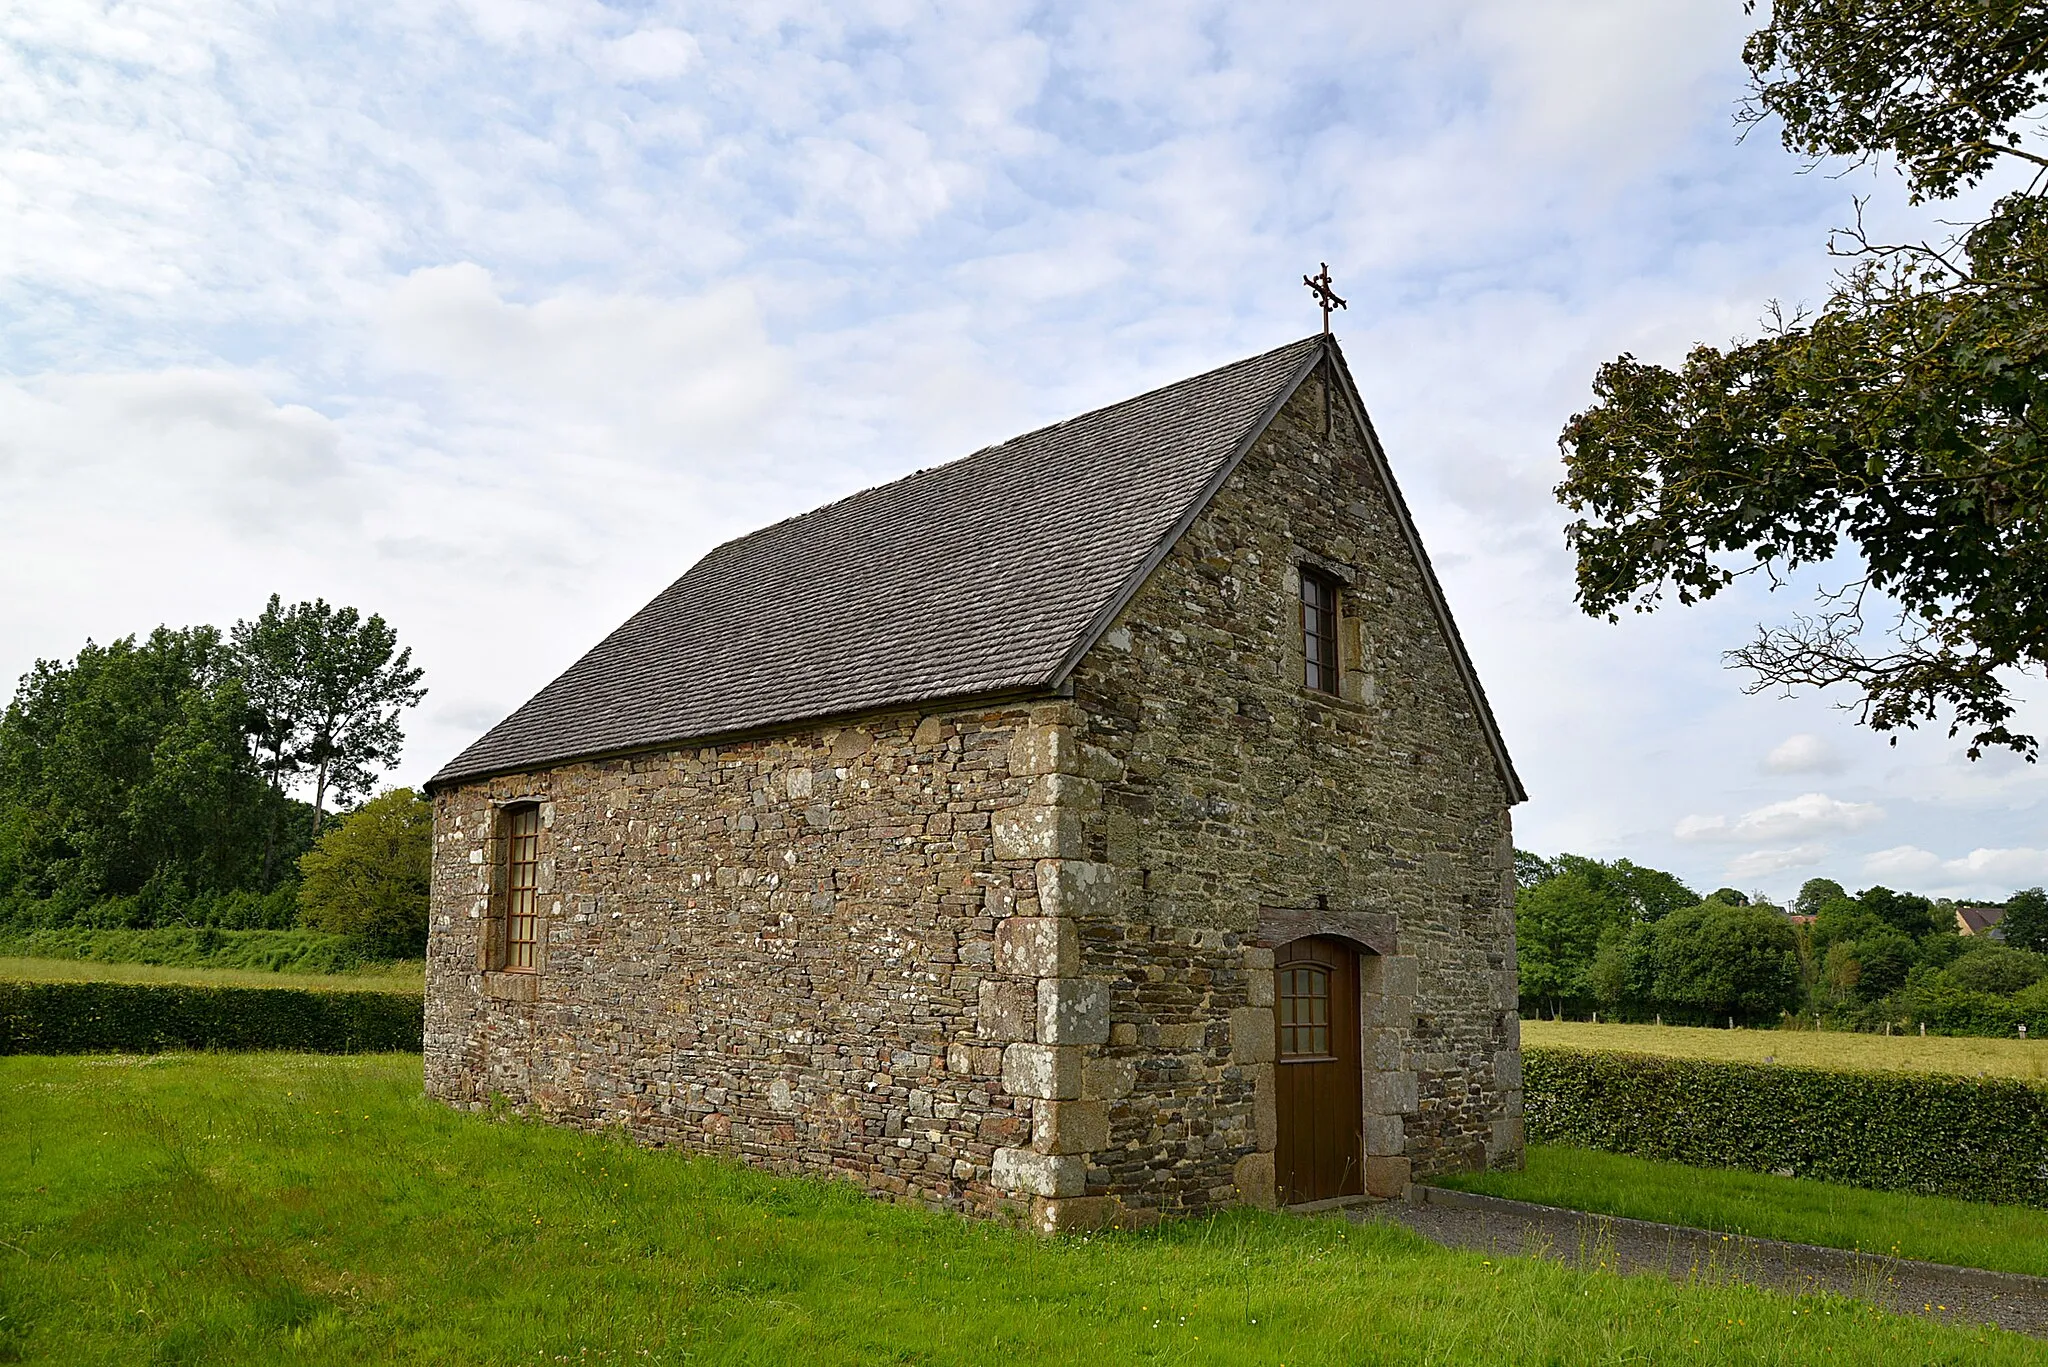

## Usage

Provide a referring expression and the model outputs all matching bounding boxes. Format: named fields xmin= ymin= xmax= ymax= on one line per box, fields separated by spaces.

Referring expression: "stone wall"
xmin=1052 ymin=362 xmax=1522 ymax=1225
xmin=426 ymin=703 xmax=1065 ymax=1214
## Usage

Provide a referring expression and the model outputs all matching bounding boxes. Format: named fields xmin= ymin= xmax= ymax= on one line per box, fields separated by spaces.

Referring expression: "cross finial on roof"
xmin=1302 ymin=262 xmax=1347 ymax=334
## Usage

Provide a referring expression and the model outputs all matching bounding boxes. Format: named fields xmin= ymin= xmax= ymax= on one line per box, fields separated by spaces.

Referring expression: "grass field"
xmin=0 ymin=1055 xmax=2038 ymax=1365
xmin=1522 ymin=1017 xmax=2048 ymax=1080
xmin=0 ymin=955 xmax=423 ymax=995
xmin=1436 ymin=1145 xmax=2048 ymax=1278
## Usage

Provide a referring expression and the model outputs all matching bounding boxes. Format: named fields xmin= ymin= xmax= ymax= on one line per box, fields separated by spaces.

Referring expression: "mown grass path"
xmin=1 ymin=1053 xmax=2038 ymax=1365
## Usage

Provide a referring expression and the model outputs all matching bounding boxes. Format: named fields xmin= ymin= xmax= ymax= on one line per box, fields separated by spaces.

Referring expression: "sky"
xmin=5 ymin=0 xmax=2047 ymax=906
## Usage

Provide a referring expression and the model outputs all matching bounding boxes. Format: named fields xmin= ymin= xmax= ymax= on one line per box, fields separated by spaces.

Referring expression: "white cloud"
xmin=1862 ymin=846 xmax=1944 ymax=882
xmin=1675 ymin=793 xmax=1886 ymax=844
xmin=1724 ymin=845 xmax=1828 ymax=880
xmin=1863 ymin=846 xmax=2048 ymax=894
xmin=0 ymin=369 xmax=355 ymax=536
xmin=596 ymin=27 xmax=701 ymax=83
xmin=1458 ymin=0 xmax=1746 ymax=179
xmin=377 ymin=263 xmax=789 ymax=452
xmin=1764 ymin=733 xmax=1843 ymax=775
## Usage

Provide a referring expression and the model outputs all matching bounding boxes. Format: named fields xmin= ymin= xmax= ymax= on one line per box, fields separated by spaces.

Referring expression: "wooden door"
xmin=1273 ymin=936 xmax=1363 ymax=1204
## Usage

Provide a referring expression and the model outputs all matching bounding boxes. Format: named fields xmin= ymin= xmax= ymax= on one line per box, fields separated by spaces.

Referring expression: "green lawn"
xmin=1436 ymin=1144 xmax=2048 ymax=1278
xmin=0 ymin=955 xmax=423 ymax=995
xmin=0 ymin=1055 xmax=2037 ymax=1365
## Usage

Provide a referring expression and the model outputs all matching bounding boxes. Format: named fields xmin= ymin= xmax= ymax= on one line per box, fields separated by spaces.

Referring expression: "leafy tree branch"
xmin=1561 ymin=1 xmax=2048 ymax=757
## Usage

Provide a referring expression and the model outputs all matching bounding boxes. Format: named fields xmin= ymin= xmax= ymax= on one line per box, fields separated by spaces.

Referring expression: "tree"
xmin=1539 ymin=854 xmax=1699 ymax=922
xmin=232 ymin=596 xmax=426 ymax=872
xmin=297 ymin=789 xmax=433 ymax=957
xmin=1857 ymin=884 xmax=1939 ymax=938
xmin=0 ymin=599 xmax=423 ymax=928
xmin=0 ymin=628 xmax=284 ymax=920
xmin=2002 ymin=886 xmax=2048 ymax=953
xmin=1587 ymin=921 xmax=1659 ymax=1014
xmin=1793 ymin=878 xmax=1848 ymax=918
xmin=1821 ymin=940 xmax=1863 ymax=1003
xmin=1945 ymin=942 xmax=2048 ymax=995
xmin=1810 ymin=896 xmax=1876 ymax=953
xmin=1514 ymin=867 xmax=1618 ymax=1014
xmin=1851 ymin=923 xmax=1919 ymax=998
xmin=1556 ymin=1 xmax=2048 ymax=758
xmin=1515 ymin=853 xmax=1698 ymax=1013
xmin=1609 ymin=861 xmax=1700 ymax=920
xmin=1917 ymin=923 xmax=1972 ymax=969
xmin=1652 ymin=901 xmax=1804 ymax=1021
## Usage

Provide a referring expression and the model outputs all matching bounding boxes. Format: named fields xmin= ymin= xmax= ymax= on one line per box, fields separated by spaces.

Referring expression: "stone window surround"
xmin=1299 ymin=566 xmax=1342 ymax=696
xmin=1295 ymin=548 xmax=1357 ymax=587
xmin=481 ymin=795 xmax=552 ymax=1003
xmin=1287 ymin=552 xmax=1372 ymax=708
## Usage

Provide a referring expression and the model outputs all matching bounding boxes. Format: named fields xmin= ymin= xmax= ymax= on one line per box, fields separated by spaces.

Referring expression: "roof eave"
xmin=421 ymin=678 xmax=1072 ymax=795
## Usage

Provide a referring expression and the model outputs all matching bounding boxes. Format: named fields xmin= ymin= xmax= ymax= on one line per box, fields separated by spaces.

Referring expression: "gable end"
xmin=1054 ymin=335 xmax=1526 ymax=805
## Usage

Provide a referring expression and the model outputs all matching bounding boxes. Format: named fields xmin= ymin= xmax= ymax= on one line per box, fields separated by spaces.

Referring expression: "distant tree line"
xmin=0 ymin=597 xmax=431 ymax=955
xmin=1516 ymin=852 xmax=2048 ymax=1036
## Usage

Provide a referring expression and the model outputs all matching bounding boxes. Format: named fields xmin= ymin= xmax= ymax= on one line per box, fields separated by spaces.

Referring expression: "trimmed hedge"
xmin=0 ymin=980 xmax=422 ymax=1055
xmin=1525 ymin=1046 xmax=2048 ymax=1208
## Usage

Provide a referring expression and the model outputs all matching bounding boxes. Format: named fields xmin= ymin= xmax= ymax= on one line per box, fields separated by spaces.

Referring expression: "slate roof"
xmin=1957 ymin=904 xmax=2007 ymax=937
xmin=430 ymin=334 xmax=1525 ymax=801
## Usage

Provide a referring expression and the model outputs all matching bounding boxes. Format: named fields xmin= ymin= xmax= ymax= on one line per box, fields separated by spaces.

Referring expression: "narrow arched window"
xmin=1278 ymin=963 xmax=1332 ymax=1059
xmin=1300 ymin=568 xmax=1340 ymax=694
xmin=504 ymin=804 xmax=541 ymax=971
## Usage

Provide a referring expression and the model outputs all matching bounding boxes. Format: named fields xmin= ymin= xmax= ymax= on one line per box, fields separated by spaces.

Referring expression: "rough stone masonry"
xmin=423 ymin=335 xmax=1524 ymax=1232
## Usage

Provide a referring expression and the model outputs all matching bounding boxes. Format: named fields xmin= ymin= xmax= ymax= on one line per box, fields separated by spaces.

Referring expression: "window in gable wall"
xmin=1300 ymin=568 xmax=1340 ymax=695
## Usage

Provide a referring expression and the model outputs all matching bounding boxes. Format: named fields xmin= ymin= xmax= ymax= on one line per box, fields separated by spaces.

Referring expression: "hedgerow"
xmin=1525 ymin=1046 xmax=2048 ymax=1207
xmin=0 ymin=980 xmax=422 ymax=1055
xmin=0 ymin=926 xmax=391 ymax=974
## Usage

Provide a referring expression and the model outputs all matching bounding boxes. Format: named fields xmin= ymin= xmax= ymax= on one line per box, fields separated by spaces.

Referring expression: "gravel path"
xmin=1367 ymin=1187 xmax=2048 ymax=1339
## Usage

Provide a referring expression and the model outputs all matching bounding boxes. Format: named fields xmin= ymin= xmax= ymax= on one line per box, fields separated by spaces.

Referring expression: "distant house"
xmin=1956 ymin=904 xmax=2007 ymax=939
xmin=421 ymin=334 xmax=1526 ymax=1228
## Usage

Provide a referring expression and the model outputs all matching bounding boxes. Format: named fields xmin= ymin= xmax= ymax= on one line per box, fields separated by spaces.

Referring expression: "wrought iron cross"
xmin=1302 ymin=262 xmax=1347 ymax=334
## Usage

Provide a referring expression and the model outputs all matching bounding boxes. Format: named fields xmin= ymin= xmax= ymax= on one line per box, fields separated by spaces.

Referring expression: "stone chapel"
xmin=422 ymin=333 xmax=1526 ymax=1231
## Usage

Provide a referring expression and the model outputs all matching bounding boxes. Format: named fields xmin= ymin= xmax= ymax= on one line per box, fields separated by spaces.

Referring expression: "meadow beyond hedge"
xmin=0 ymin=980 xmax=422 ymax=1055
xmin=1525 ymin=1046 xmax=2048 ymax=1207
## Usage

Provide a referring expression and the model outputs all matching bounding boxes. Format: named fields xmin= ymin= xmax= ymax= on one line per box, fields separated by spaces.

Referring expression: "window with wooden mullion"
xmin=1300 ymin=569 xmax=1340 ymax=694
xmin=1278 ymin=964 xmax=1332 ymax=1060
xmin=505 ymin=806 xmax=541 ymax=971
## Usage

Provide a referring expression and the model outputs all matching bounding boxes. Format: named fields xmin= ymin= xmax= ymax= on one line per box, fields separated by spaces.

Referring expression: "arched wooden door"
xmin=1273 ymin=936 xmax=1363 ymax=1204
